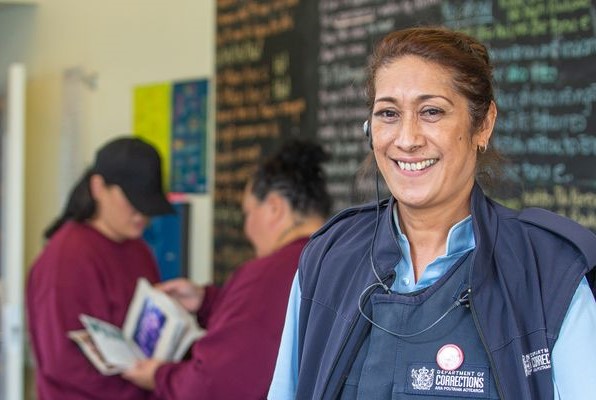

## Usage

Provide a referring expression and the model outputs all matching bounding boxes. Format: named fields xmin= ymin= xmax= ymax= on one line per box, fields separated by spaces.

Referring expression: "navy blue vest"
xmin=295 ymin=184 xmax=596 ymax=400
xmin=340 ymin=252 xmax=500 ymax=399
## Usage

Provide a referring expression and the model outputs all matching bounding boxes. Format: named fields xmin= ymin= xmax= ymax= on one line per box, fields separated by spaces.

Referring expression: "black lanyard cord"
xmin=357 ymin=284 xmax=471 ymax=339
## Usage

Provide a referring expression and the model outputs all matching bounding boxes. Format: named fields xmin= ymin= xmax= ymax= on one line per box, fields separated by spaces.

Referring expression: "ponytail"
xmin=44 ymin=170 xmax=97 ymax=239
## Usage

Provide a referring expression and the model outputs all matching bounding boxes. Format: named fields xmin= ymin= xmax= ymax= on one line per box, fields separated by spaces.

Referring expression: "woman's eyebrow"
xmin=374 ymin=94 xmax=454 ymax=106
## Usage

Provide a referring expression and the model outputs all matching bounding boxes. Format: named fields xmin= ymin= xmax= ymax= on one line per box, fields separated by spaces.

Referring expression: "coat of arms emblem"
xmin=522 ymin=354 xmax=533 ymax=377
xmin=411 ymin=366 xmax=434 ymax=390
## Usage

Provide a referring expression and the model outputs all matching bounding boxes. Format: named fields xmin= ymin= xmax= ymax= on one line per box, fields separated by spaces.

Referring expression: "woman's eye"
xmin=421 ymin=108 xmax=444 ymax=120
xmin=374 ymin=109 xmax=398 ymax=119
xmin=422 ymin=108 xmax=443 ymax=117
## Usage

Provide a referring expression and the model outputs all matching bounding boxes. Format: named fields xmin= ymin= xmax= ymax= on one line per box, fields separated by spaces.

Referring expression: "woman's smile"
xmin=396 ymin=158 xmax=438 ymax=172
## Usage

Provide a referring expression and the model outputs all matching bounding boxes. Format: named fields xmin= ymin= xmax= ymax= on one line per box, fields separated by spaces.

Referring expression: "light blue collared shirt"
xmin=391 ymin=213 xmax=475 ymax=292
xmin=268 ymin=215 xmax=596 ymax=399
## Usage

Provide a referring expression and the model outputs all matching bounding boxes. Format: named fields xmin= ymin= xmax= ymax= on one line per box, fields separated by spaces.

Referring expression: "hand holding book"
xmin=155 ymin=278 xmax=206 ymax=313
xmin=121 ymin=358 xmax=162 ymax=390
xmin=69 ymin=278 xmax=205 ymax=375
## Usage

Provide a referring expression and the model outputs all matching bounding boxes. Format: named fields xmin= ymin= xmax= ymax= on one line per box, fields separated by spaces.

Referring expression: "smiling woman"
xmin=369 ymin=55 xmax=497 ymax=272
xmin=268 ymin=26 xmax=596 ymax=400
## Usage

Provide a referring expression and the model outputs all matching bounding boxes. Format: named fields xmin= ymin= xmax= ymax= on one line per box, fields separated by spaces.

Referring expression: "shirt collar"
xmin=391 ymin=205 xmax=475 ymax=292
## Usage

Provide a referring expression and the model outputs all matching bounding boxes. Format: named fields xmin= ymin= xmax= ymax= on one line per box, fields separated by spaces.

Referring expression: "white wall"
xmin=0 ymin=0 xmax=215 ymax=285
xmin=0 ymin=2 xmax=215 ymax=398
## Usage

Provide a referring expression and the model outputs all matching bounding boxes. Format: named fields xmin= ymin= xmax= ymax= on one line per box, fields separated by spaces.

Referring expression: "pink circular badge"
xmin=436 ymin=344 xmax=464 ymax=371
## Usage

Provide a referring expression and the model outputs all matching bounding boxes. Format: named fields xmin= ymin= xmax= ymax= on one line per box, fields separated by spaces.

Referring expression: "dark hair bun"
xmin=277 ymin=139 xmax=330 ymax=168
xmin=252 ymin=138 xmax=332 ymax=217
xmin=274 ymin=139 xmax=330 ymax=183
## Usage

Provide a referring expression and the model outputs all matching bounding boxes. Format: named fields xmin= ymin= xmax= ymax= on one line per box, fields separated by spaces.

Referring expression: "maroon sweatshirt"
xmin=153 ymin=237 xmax=309 ymax=400
xmin=26 ymin=222 xmax=159 ymax=400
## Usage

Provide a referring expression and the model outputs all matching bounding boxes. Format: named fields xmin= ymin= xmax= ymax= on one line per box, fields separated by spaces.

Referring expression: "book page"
xmin=173 ymin=323 xmax=205 ymax=361
xmin=123 ymin=278 xmax=203 ymax=360
xmin=80 ymin=314 xmax=145 ymax=368
xmin=130 ymin=296 xmax=169 ymax=357
xmin=68 ymin=330 xmax=124 ymax=376
xmin=72 ymin=278 xmax=204 ymax=373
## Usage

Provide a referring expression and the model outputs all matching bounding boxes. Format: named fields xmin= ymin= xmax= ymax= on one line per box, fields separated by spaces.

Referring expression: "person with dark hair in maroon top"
xmin=26 ymin=137 xmax=174 ymax=400
xmin=122 ymin=138 xmax=332 ymax=400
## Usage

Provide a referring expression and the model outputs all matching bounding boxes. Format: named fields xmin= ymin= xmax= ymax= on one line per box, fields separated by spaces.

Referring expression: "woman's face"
xmin=371 ymin=55 xmax=492 ymax=214
xmin=91 ymin=176 xmax=149 ymax=242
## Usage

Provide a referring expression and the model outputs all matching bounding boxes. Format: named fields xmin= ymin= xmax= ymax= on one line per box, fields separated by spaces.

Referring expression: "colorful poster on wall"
xmin=170 ymin=80 xmax=208 ymax=193
xmin=133 ymin=83 xmax=173 ymax=190
xmin=133 ymin=79 xmax=209 ymax=193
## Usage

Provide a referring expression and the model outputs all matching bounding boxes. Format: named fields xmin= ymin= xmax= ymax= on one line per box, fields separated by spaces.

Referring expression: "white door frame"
xmin=2 ymin=63 xmax=26 ymax=400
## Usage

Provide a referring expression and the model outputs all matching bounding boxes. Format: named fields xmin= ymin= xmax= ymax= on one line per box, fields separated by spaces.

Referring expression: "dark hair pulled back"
xmin=250 ymin=139 xmax=332 ymax=218
xmin=365 ymin=26 xmax=503 ymax=189
xmin=43 ymin=169 xmax=96 ymax=239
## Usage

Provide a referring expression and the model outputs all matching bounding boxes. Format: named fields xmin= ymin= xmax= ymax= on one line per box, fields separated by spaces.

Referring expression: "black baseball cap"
xmin=91 ymin=137 xmax=175 ymax=216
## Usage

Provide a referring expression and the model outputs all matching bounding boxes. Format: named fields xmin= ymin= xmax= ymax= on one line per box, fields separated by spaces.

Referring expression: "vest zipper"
xmin=325 ymin=273 xmax=395 ymax=399
xmin=468 ymin=289 xmax=506 ymax=399
xmin=469 ymin=212 xmax=507 ymax=400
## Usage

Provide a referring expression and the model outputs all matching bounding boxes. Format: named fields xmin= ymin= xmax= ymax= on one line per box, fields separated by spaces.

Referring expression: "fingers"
xmin=154 ymin=278 xmax=203 ymax=313
xmin=155 ymin=278 xmax=192 ymax=294
xmin=121 ymin=359 xmax=161 ymax=390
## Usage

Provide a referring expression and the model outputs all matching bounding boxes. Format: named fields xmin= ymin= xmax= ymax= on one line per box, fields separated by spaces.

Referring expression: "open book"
xmin=68 ymin=278 xmax=205 ymax=375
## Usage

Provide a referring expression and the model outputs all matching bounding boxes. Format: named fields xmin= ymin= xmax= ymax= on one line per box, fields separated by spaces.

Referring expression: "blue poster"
xmin=170 ymin=79 xmax=208 ymax=193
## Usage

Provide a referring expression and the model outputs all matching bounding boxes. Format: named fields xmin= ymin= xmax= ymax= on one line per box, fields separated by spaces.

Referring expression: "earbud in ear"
xmin=362 ymin=120 xmax=372 ymax=149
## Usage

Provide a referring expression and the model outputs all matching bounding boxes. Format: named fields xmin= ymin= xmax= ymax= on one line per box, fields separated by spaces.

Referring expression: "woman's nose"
xmin=393 ymin=114 xmax=424 ymax=151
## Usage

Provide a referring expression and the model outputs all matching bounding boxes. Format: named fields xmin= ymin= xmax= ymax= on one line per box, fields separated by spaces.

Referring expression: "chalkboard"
xmin=214 ymin=0 xmax=596 ymax=283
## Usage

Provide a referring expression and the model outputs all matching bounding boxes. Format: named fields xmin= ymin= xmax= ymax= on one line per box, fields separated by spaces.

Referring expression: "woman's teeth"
xmin=397 ymin=159 xmax=437 ymax=171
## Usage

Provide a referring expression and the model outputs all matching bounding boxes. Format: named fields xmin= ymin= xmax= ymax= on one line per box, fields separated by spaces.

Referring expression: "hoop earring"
xmin=478 ymin=143 xmax=488 ymax=154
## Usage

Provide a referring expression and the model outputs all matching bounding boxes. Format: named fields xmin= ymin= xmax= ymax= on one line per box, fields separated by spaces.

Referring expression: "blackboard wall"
xmin=214 ymin=0 xmax=596 ymax=283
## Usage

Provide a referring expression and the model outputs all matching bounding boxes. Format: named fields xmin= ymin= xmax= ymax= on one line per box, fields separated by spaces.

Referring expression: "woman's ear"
xmin=477 ymin=101 xmax=497 ymax=146
xmin=265 ymin=192 xmax=295 ymax=227
xmin=264 ymin=191 xmax=284 ymax=217
xmin=89 ymin=174 xmax=106 ymax=200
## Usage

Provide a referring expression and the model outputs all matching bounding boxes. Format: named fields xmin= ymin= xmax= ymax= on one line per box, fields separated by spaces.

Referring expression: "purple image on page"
xmin=133 ymin=298 xmax=167 ymax=357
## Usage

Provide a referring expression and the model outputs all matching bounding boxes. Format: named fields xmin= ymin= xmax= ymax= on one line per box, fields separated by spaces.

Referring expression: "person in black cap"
xmin=26 ymin=136 xmax=174 ymax=400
